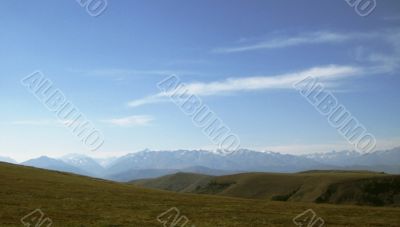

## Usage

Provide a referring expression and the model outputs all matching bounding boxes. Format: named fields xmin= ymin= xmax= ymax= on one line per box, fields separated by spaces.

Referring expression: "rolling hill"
xmin=132 ymin=171 xmax=400 ymax=206
xmin=1 ymin=162 xmax=400 ymax=226
xmin=104 ymin=166 xmax=231 ymax=182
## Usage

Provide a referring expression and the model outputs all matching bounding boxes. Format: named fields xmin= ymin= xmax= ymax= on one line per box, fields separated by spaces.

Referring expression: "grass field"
xmin=1 ymin=162 xmax=399 ymax=226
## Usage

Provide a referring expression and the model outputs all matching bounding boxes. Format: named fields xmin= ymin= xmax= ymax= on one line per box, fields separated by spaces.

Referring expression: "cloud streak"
xmin=211 ymin=29 xmax=396 ymax=54
xmin=104 ymin=115 xmax=153 ymax=127
xmin=128 ymin=65 xmax=362 ymax=108
xmin=213 ymin=31 xmax=354 ymax=53
xmin=129 ymin=29 xmax=400 ymax=108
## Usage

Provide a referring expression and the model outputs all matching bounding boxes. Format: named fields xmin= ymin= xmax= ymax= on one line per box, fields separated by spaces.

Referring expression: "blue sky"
xmin=1 ymin=0 xmax=400 ymax=161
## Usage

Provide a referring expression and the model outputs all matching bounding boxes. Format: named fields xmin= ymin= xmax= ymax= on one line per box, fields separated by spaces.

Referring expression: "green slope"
xmin=1 ymin=162 xmax=400 ymax=226
xmin=132 ymin=171 xmax=400 ymax=206
xmin=132 ymin=172 xmax=214 ymax=192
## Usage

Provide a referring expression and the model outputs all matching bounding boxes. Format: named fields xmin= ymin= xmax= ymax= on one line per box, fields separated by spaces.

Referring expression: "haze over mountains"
xmin=2 ymin=147 xmax=397 ymax=182
xmin=0 ymin=156 xmax=16 ymax=164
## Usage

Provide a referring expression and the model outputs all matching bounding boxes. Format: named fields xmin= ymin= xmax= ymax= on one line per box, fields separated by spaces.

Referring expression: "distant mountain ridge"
xmin=61 ymin=154 xmax=106 ymax=177
xmin=9 ymin=147 xmax=400 ymax=181
xmin=106 ymin=149 xmax=327 ymax=174
xmin=0 ymin=156 xmax=16 ymax=164
xmin=21 ymin=156 xmax=89 ymax=176
xmin=302 ymin=147 xmax=400 ymax=173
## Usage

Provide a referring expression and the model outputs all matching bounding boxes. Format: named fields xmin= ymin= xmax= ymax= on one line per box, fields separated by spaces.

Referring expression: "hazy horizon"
xmin=2 ymin=145 xmax=400 ymax=163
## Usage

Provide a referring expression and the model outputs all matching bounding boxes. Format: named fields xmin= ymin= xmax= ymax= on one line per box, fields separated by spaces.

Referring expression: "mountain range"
xmin=2 ymin=147 xmax=399 ymax=182
xmin=0 ymin=156 xmax=16 ymax=164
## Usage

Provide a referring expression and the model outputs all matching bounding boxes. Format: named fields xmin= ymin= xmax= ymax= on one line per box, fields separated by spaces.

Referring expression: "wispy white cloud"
xmin=212 ymin=30 xmax=394 ymax=53
xmin=352 ymin=29 xmax=400 ymax=74
xmin=214 ymin=29 xmax=400 ymax=74
xmin=104 ymin=115 xmax=153 ymax=127
xmin=366 ymin=52 xmax=400 ymax=74
xmin=128 ymin=96 xmax=168 ymax=108
xmin=128 ymin=65 xmax=362 ymax=107
xmin=128 ymin=29 xmax=399 ymax=107
xmin=213 ymin=31 xmax=358 ymax=53
xmin=169 ymin=65 xmax=359 ymax=95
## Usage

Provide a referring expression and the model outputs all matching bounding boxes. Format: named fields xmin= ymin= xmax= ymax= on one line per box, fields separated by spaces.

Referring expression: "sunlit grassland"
xmin=0 ymin=163 xmax=399 ymax=226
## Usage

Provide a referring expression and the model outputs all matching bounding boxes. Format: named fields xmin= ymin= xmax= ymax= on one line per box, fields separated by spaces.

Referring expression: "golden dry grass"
xmin=1 ymin=163 xmax=399 ymax=226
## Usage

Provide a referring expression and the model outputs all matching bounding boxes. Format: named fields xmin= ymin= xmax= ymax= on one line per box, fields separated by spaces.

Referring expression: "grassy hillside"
xmin=133 ymin=171 xmax=400 ymax=206
xmin=133 ymin=172 xmax=214 ymax=192
xmin=1 ymin=162 xmax=400 ymax=226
